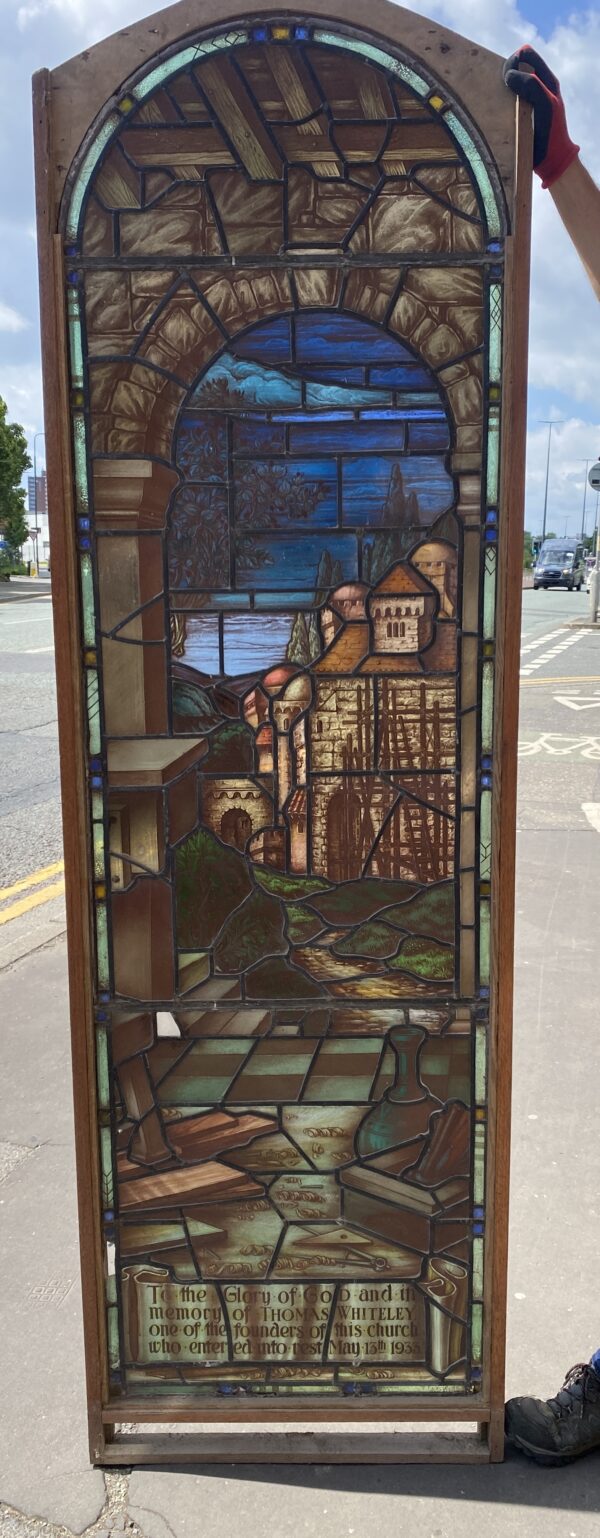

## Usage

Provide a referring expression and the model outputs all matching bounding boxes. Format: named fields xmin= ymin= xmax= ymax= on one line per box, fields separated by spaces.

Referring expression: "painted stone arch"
xmin=69 ymin=20 xmax=506 ymax=578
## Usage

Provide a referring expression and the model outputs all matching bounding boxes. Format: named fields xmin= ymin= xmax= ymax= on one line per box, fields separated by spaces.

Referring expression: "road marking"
xmin=24 ymin=645 xmax=54 ymax=654
xmin=520 ymin=628 xmax=566 ymax=655
xmin=521 ymin=675 xmax=600 ymax=686
xmin=0 ymin=859 xmax=64 ymax=902
xmin=520 ymin=629 xmax=594 ymax=677
xmin=0 ymin=616 xmax=51 ymax=626
xmin=519 ymin=735 xmax=600 ymax=758
xmin=582 ymin=803 xmax=600 ymax=833
xmin=554 ymin=692 xmax=600 ymax=712
xmin=0 ymin=879 xmax=65 ymax=926
xmin=0 ymin=596 xmax=52 ymax=604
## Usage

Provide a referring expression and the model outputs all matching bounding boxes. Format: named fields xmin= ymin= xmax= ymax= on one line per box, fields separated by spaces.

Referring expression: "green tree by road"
xmin=0 ymin=396 xmax=30 ymax=568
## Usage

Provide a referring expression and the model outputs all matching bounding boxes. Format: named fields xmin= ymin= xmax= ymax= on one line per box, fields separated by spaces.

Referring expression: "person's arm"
xmin=549 ymin=159 xmax=600 ymax=302
xmin=503 ymin=44 xmax=600 ymax=300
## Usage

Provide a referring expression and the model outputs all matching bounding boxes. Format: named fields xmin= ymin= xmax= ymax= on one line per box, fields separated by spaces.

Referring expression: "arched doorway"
xmin=220 ymin=807 xmax=252 ymax=851
xmin=326 ymin=789 xmax=363 ymax=883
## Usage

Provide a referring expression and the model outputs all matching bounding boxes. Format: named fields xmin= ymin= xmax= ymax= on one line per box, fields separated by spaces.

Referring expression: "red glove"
xmin=503 ymin=45 xmax=580 ymax=188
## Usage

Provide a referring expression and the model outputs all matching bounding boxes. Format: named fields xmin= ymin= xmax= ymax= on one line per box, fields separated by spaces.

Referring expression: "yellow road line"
xmin=0 ymin=859 xmax=64 ymax=902
xmin=0 ymin=879 xmax=66 ymax=926
xmin=521 ymin=675 xmax=600 ymax=687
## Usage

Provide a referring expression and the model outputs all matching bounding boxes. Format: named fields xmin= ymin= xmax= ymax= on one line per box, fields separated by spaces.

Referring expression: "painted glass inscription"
xmin=63 ymin=20 xmax=505 ymax=1399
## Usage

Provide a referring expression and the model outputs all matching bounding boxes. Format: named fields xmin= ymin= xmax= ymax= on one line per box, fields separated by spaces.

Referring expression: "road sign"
xmin=588 ymin=462 xmax=600 ymax=490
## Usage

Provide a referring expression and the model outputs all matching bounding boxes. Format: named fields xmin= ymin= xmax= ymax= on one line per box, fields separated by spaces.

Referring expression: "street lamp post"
xmin=539 ymin=420 xmax=563 ymax=543
xmin=580 ymin=459 xmax=591 ymax=540
xmin=32 ymin=432 xmax=45 ymax=574
xmin=590 ymin=488 xmax=600 ymax=622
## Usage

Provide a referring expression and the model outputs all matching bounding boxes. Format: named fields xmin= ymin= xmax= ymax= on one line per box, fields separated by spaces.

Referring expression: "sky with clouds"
xmin=1 ymin=0 xmax=599 ymax=538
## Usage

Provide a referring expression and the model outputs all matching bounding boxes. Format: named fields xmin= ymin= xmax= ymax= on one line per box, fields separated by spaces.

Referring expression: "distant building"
xmin=28 ymin=472 xmax=47 ymax=516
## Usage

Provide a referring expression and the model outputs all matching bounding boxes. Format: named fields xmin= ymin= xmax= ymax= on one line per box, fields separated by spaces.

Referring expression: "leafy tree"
xmin=236 ymin=462 xmax=327 ymax=530
xmin=0 ymin=396 xmax=30 ymax=558
xmin=168 ymin=486 xmax=229 ymax=588
xmin=523 ymin=530 xmax=535 ymax=569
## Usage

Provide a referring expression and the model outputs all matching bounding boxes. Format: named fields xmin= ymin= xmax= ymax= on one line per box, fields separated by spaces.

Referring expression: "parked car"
xmin=533 ymin=539 xmax=586 ymax=591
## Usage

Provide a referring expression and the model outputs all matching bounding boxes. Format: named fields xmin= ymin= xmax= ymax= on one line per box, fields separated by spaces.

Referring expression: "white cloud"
xmin=16 ymin=0 xmax=152 ymax=39
xmin=525 ymin=417 xmax=600 ymax=536
xmin=0 ymin=299 xmax=28 ymax=332
xmin=1 ymin=363 xmax=44 ymax=439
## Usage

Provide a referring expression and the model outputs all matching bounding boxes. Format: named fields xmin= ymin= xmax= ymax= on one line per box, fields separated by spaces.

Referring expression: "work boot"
xmin=506 ymin=1357 xmax=600 ymax=1465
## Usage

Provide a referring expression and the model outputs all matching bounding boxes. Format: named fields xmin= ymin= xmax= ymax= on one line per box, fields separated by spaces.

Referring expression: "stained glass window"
xmin=60 ymin=20 xmax=506 ymax=1407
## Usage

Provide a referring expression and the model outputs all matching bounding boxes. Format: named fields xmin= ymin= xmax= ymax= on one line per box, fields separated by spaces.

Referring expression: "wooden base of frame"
xmin=93 ymin=1403 xmax=506 ymax=1466
xmin=100 ymin=1433 xmax=490 ymax=1465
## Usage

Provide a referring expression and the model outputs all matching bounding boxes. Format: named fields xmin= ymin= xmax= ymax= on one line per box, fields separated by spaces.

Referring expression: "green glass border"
xmin=474 ymin=1123 xmax=486 ymax=1205
xmin=483 ymin=545 xmax=497 ymax=641
xmin=100 ymin=1125 xmax=114 ymax=1207
xmin=480 ymin=789 xmax=492 ymax=883
xmin=471 ymin=1302 xmax=483 ymax=1364
xmin=475 ymin=1022 xmax=487 ymax=1105
xmin=489 ymin=281 xmax=503 ymax=383
xmin=96 ymin=1025 xmax=110 ymax=1109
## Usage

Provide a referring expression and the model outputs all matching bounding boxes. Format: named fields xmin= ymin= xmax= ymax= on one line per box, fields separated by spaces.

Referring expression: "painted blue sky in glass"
xmin=180 ymin=611 xmax=296 ymax=678
xmin=174 ymin=311 xmax=454 ymax=674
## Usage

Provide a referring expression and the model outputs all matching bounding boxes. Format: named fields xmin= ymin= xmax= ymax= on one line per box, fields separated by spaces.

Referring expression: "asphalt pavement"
xmin=1 ymin=579 xmax=600 ymax=1535
xmin=0 ymin=579 xmax=65 ymax=966
xmin=518 ymin=587 xmax=600 ymax=833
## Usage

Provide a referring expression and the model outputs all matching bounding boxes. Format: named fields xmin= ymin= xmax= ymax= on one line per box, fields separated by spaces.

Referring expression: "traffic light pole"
xmin=588 ymin=465 xmax=600 ymax=621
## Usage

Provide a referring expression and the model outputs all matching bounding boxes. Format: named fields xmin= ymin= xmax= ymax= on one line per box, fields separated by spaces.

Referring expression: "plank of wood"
xmin=33 ymin=69 xmax=108 ymax=1466
xmin=122 ymin=126 xmax=235 ymax=169
xmin=107 ymin=737 xmax=206 ymax=784
xmin=102 ymin=1395 xmax=489 ymax=1423
xmin=197 ymin=55 xmax=283 ymax=180
xmin=119 ymin=1159 xmax=263 ymax=1209
xmin=166 ymin=1109 xmax=275 ymax=1159
xmin=264 ymin=46 xmax=321 ymax=124
xmin=98 ymin=1430 xmax=491 ymax=1465
xmin=485 ymin=96 xmax=533 ymax=1460
xmin=46 ymin=3 xmax=515 ymax=223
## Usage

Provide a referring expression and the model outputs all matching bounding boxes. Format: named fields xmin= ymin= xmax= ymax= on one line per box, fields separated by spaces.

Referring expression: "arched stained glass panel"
xmin=36 ymin=6 xmax=528 ymax=1456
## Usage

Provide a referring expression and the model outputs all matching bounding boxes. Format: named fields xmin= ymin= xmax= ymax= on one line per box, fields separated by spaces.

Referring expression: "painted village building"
xmin=200 ymin=544 xmax=458 ymax=887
